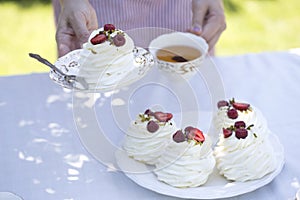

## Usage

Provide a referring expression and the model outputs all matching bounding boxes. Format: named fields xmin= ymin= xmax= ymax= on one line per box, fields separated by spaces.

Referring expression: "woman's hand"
xmin=189 ymin=0 xmax=226 ymax=52
xmin=56 ymin=0 xmax=98 ymax=57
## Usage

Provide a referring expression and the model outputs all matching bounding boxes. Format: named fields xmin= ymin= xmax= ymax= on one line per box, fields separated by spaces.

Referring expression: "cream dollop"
xmin=78 ymin=28 xmax=135 ymax=89
xmin=214 ymin=128 xmax=277 ymax=182
xmin=123 ymin=115 xmax=177 ymax=165
xmin=154 ymin=136 xmax=215 ymax=187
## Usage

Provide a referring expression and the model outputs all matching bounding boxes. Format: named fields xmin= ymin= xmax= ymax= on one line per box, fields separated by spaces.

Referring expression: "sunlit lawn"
xmin=0 ymin=0 xmax=299 ymax=75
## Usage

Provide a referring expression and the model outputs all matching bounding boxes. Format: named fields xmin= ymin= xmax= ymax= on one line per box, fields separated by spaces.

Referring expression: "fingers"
xmin=190 ymin=0 xmax=208 ymax=35
xmin=191 ymin=0 xmax=226 ymax=51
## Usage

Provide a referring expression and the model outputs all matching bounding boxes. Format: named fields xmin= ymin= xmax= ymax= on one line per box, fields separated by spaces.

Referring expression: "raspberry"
xmin=227 ymin=109 xmax=238 ymax=119
xmin=234 ymin=121 xmax=246 ymax=129
xmin=173 ymin=130 xmax=186 ymax=143
xmin=113 ymin=34 xmax=126 ymax=47
xmin=223 ymin=128 xmax=233 ymax=138
xmin=154 ymin=111 xmax=173 ymax=122
xmin=217 ymin=100 xmax=229 ymax=109
xmin=90 ymin=34 xmax=106 ymax=45
xmin=147 ymin=120 xmax=159 ymax=133
xmin=104 ymin=24 xmax=116 ymax=31
xmin=235 ymin=128 xmax=248 ymax=139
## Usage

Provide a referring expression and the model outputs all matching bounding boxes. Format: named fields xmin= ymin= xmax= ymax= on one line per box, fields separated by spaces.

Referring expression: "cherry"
xmin=217 ymin=100 xmax=229 ymax=109
xmin=147 ymin=120 xmax=159 ymax=133
xmin=223 ymin=128 xmax=233 ymax=138
xmin=235 ymin=128 xmax=248 ymax=139
xmin=234 ymin=121 xmax=246 ymax=129
xmin=104 ymin=24 xmax=116 ymax=31
xmin=113 ymin=34 xmax=126 ymax=47
xmin=227 ymin=109 xmax=238 ymax=119
xmin=173 ymin=130 xmax=186 ymax=143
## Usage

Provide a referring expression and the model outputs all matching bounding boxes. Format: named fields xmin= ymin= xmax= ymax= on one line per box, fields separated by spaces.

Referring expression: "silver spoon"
xmin=29 ymin=53 xmax=88 ymax=89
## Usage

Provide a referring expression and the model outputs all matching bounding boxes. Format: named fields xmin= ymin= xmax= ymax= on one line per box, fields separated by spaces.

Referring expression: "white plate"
xmin=115 ymin=133 xmax=284 ymax=199
xmin=50 ymin=47 xmax=154 ymax=92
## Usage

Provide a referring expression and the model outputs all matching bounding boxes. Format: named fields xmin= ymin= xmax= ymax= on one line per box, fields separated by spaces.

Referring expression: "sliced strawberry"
xmin=223 ymin=128 xmax=232 ymax=138
xmin=90 ymin=34 xmax=106 ymax=45
xmin=173 ymin=130 xmax=186 ymax=143
xmin=232 ymin=102 xmax=250 ymax=111
xmin=189 ymin=128 xmax=205 ymax=143
xmin=154 ymin=111 xmax=173 ymax=122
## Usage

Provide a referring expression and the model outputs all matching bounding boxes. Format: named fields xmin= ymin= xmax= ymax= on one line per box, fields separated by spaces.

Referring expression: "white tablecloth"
xmin=1 ymin=50 xmax=300 ymax=200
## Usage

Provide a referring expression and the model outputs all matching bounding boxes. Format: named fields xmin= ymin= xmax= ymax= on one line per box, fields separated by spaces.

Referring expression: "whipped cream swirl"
xmin=155 ymin=136 xmax=215 ymax=187
xmin=214 ymin=128 xmax=276 ymax=181
xmin=78 ymin=28 xmax=135 ymax=88
xmin=123 ymin=115 xmax=177 ymax=165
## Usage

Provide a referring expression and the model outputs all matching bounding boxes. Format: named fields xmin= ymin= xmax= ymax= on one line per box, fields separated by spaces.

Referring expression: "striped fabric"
xmin=52 ymin=0 xmax=192 ymax=32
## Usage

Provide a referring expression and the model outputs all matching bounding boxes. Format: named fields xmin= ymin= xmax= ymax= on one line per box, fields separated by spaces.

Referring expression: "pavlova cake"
xmin=213 ymin=99 xmax=277 ymax=181
xmin=78 ymin=24 xmax=136 ymax=89
xmin=123 ymin=109 xmax=177 ymax=165
xmin=154 ymin=126 xmax=216 ymax=187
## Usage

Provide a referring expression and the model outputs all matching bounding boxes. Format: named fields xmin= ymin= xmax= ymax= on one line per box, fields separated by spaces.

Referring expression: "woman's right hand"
xmin=56 ymin=0 xmax=98 ymax=57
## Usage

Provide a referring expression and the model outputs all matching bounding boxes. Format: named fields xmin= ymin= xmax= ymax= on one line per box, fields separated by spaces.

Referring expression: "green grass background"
xmin=0 ymin=0 xmax=299 ymax=75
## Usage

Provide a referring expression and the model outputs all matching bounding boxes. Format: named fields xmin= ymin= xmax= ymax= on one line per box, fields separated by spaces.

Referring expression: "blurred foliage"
xmin=0 ymin=0 xmax=51 ymax=7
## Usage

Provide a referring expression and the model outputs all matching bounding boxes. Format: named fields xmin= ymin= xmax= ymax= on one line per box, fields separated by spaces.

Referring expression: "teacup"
xmin=149 ymin=32 xmax=208 ymax=80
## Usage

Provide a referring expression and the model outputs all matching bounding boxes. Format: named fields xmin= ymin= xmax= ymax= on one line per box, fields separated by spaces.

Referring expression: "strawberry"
xmin=227 ymin=108 xmax=238 ymax=119
xmin=189 ymin=128 xmax=205 ymax=143
xmin=104 ymin=24 xmax=116 ymax=31
xmin=147 ymin=120 xmax=159 ymax=133
xmin=223 ymin=128 xmax=233 ymax=138
xmin=217 ymin=100 xmax=229 ymax=109
xmin=173 ymin=130 xmax=186 ymax=143
xmin=235 ymin=128 xmax=248 ymax=139
xmin=232 ymin=102 xmax=250 ymax=111
xmin=154 ymin=111 xmax=173 ymax=122
xmin=90 ymin=34 xmax=106 ymax=45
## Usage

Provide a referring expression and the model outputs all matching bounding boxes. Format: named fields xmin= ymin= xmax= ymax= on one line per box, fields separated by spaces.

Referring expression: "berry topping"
xmin=188 ymin=128 xmax=205 ymax=143
xmin=232 ymin=102 xmax=250 ymax=111
xmin=223 ymin=128 xmax=233 ymax=138
xmin=154 ymin=111 xmax=173 ymax=122
xmin=104 ymin=24 xmax=116 ymax=31
xmin=217 ymin=100 xmax=229 ymax=109
xmin=173 ymin=130 xmax=186 ymax=143
xmin=235 ymin=128 xmax=248 ymax=139
xmin=234 ymin=121 xmax=246 ymax=129
xmin=227 ymin=109 xmax=238 ymax=119
xmin=90 ymin=34 xmax=106 ymax=45
xmin=144 ymin=109 xmax=154 ymax=116
xmin=113 ymin=34 xmax=126 ymax=47
xmin=184 ymin=126 xmax=194 ymax=135
xmin=147 ymin=120 xmax=159 ymax=133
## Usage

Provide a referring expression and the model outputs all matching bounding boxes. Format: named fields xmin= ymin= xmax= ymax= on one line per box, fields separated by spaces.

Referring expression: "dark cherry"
xmin=234 ymin=121 xmax=246 ymax=129
xmin=147 ymin=120 xmax=159 ymax=133
xmin=104 ymin=24 xmax=116 ymax=31
xmin=217 ymin=100 xmax=229 ymax=109
xmin=173 ymin=130 xmax=186 ymax=143
xmin=113 ymin=34 xmax=126 ymax=47
xmin=144 ymin=109 xmax=154 ymax=116
xmin=235 ymin=128 xmax=248 ymax=139
xmin=227 ymin=109 xmax=238 ymax=119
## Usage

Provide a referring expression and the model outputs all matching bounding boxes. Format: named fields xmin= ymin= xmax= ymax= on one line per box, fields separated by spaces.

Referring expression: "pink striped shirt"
xmin=52 ymin=0 xmax=192 ymax=32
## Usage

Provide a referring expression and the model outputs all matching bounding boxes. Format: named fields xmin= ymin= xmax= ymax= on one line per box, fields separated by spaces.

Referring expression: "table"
xmin=1 ymin=50 xmax=300 ymax=200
